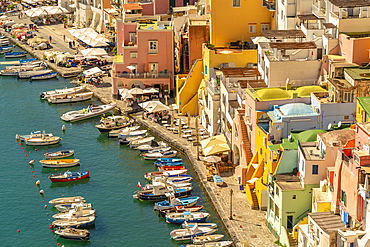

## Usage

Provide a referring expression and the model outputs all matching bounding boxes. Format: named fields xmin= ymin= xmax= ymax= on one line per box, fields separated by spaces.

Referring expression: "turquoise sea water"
xmin=0 ymin=48 xmax=228 ymax=246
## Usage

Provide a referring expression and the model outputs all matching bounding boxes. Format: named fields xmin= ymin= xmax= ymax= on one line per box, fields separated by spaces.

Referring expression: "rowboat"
xmin=119 ymin=134 xmax=147 ymax=145
xmin=154 ymin=196 xmax=199 ymax=211
xmin=129 ymin=136 xmax=155 ymax=148
xmin=44 ymin=150 xmax=74 ymax=159
xmin=182 ymin=222 xmax=217 ymax=229
xmin=55 ymin=228 xmax=90 ymax=241
xmin=155 ymin=161 xmax=184 ymax=167
xmin=156 ymin=158 xmax=183 ymax=163
xmin=213 ymin=175 xmax=225 ymax=187
xmin=186 ymin=241 xmax=233 ymax=247
xmin=135 ymin=141 xmax=168 ymax=151
xmin=0 ymin=45 xmax=14 ymax=53
xmin=52 ymin=216 xmax=96 ymax=228
xmin=31 ymin=71 xmax=58 ymax=80
xmin=55 ymin=203 xmax=93 ymax=212
xmin=61 ymin=103 xmax=116 ymax=122
xmin=166 ymin=176 xmax=193 ymax=184
xmin=108 ymin=125 xmax=140 ymax=138
xmin=118 ymin=129 xmax=147 ymax=139
xmin=39 ymin=85 xmax=86 ymax=99
xmin=25 ymin=136 xmax=61 ymax=146
xmin=166 ymin=212 xmax=209 ymax=224
xmin=40 ymin=159 xmax=80 ymax=168
xmin=158 ymin=165 xmax=186 ymax=171
xmin=49 ymin=196 xmax=85 ymax=205
xmin=144 ymin=146 xmax=172 ymax=154
xmin=48 ymin=92 xmax=93 ymax=104
xmin=133 ymin=181 xmax=193 ymax=201
xmin=142 ymin=150 xmax=178 ymax=160
xmin=170 ymin=224 xmax=217 ymax=241
xmin=53 ymin=205 xmax=95 ymax=219
xmin=49 ymin=171 xmax=89 ymax=183
xmin=193 ymin=234 xmax=224 ymax=244
xmin=144 ymin=170 xmax=188 ymax=180
xmin=95 ymin=116 xmax=134 ymax=132
xmin=158 ymin=205 xmax=204 ymax=217
xmin=18 ymin=69 xmax=53 ymax=79
xmin=4 ymin=51 xmax=27 ymax=58
xmin=19 ymin=130 xmax=53 ymax=141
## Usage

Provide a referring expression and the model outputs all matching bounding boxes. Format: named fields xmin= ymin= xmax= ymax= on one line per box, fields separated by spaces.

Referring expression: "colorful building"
xmin=357 ymin=97 xmax=370 ymax=123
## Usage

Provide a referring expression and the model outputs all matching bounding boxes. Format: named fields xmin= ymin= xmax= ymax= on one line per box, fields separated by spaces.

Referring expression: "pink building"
xmin=111 ymin=19 xmax=174 ymax=96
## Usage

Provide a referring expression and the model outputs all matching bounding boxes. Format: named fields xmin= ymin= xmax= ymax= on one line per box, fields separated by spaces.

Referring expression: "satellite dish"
xmin=338 ymin=121 xmax=342 ymax=128
xmin=328 ymin=123 xmax=332 ymax=130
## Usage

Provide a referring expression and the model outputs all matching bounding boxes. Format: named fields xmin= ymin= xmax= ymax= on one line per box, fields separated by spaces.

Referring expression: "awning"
xmin=81 ymin=48 xmax=108 ymax=57
xmin=83 ymin=67 xmax=102 ymax=77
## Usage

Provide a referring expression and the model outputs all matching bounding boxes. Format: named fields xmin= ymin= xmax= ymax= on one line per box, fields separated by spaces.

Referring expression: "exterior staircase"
xmin=239 ymin=115 xmax=253 ymax=164
xmin=288 ymin=232 xmax=298 ymax=247
xmin=250 ymin=189 xmax=260 ymax=210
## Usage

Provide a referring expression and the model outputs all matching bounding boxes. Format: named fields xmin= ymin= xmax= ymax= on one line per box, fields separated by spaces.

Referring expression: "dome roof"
xmin=256 ymin=88 xmax=291 ymax=101
xmin=293 ymin=129 xmax=327 ymax=142
xmin=279 ymin=103 xmax=315 ymax=116
xmin=296 ymin=86 xmax=326 ymax=97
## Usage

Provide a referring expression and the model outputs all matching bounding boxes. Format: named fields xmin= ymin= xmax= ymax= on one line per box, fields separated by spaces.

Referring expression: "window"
xmin=129 ymin=32 xmax=136 ymax=44
xmin=130 ymin=52 xmax=138 ymax=58
xmin=265 ymin=66 xmax=269 ymax=78
xmin=355 ymin=155 xmax=360 ymax=164
xmin=343 ymin=91 xmax=353 ymax=102
xmin=148 ymin=41 xmax=158 ymax=54
xmin=350 ymin=243 xmax=354 ymax=247
xmin=234 ymin=124 xmax=238 ymax=139
xmin=275 ymin=204 xmax=280 ymax=219
xmin=292 ymin=195 xmax=296 ymax=199
xmin=281 ymin=10 xmax=284 ymax=20
xmin=275 ymin=186 xmax=279 ymax=196
xmin=232 ymin=0 xmax=240 ymax=7
xmin=340 ymin=189 xmax=346 ymax=206
xmin=312 ymin=165 xmax=319 ymax=175
xmin=249 ymin=24 xmax=256 ymax=33
xmin=149 ymin=63 xmax=158 ymax=74
xmin=270 ymin=198 xmax=274 ymax=211
xmin=344 ymin=115 xmax=349 ymax=120
xmin=205 ymin=65 xmax=208 ymax=76
xmin=302 ymin=160 xmax=305 ymax=171
xmin=359 ymin=107 xmax=361 ymax=115
xmin=261 ymin=24 xmax=269 ymax=32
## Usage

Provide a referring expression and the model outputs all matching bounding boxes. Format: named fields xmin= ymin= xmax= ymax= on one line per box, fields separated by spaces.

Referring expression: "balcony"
xmin=263 ymin=0 xmax=275 ymax=11
xmin=113 ymin=72 xmax=172 ymax=79
xmin=312 ymin=3 xmax=326 ymax=18
xmin=205 ymin=79 xmax=220 ymax=94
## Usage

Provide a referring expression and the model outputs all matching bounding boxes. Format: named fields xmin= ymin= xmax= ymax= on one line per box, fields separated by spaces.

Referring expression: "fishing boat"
xmin=40 ymin=159 xmax=80 ymax=168
xmin=166 ymin=212 xmax=209 ymax=224
xmin=156 ymin=158 xmax=183 ymax=163
xmin=135 ymin=141 xmax=168 ymax=152
xmin=4 ymin=51 xmax=27 ymax=58
xmin=55 ymin=228 xmax=90 ymax=241
xmin=95 ymin=116 xmax=134 ymax=132
xmin=182 ymin=222 xmax=217 ymax=229
xmin=170 ymin=224 xmax=217 ymax=241
xmin=48 ymin=92 xmax=93 ymax=104
xmin=55 ymin=203 xmax=93 ymax=213
xmin=49 ymin=196 xmax=85 ymax=205
xmin=144 ymin=170 xmax=188 ymax=180
xmin=118 ymin=129 xmax=147 ymax=139
xmin=129 ymin=136 xmax=155 ymax=148
xmin=158 ymin=165 xmax=186 ymax=171
xmin=25 ymin=136 xmax=61 ymax=146
xmin=52 ymin=216 xmax=96 ymax=228
xmin=158 ymin=205 xmax=204 ymax=217
xmin=44 ymin=150 xmax=74 ymax=159
xmin=108 ymin=125 xmax=140 ymax=138
xmin=18 ymin=69 xmax=53 ymax=79
xmin=61 ymin=103 xmax=116 ymax=122
xmin=49 ymin=171 xmax=90 ymax=183
xmin=186 ymin=241 xmax=233 ymax=247
xmin=193 ymin=234 xmax=225 ymax=244
xmin=133 ymin=181 xmax=192 ymax=201
xmin=53 ymin=205 xmax=95 ymax=219
xmin=18 ymin=130 xmax=53 ymax=141
xmin=142 ymin=150 xmax=178 ymax=160
xmin=213 ymin=175 xmax=225 ymax=187
xmin=154 ymin=196 xmax=199 ymax=211
xmin=40 ymin=85 xmax=86 ymax=99
xmin=119 ymin=134 xmax=147 ymax=145
xmin=155 ymin=161 xmax=184 ymax=167
xmin=31 ymin=71 xmax=58 ymax=80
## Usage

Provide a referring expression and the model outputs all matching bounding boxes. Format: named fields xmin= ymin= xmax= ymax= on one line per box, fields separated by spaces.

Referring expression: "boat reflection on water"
xmin=41 ymin=166 xmax=81 ymax=174
xmin=50 ymin=177 xmax=90 ymax=189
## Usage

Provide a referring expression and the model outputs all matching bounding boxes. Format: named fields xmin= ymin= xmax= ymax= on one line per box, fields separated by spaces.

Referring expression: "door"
xmin=287 ymin=215 xmax=293 ymax=231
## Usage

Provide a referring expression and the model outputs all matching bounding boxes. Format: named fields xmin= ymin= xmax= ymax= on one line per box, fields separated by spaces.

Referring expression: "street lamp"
xmin=229 ymin=189 xmax=233 ymax=220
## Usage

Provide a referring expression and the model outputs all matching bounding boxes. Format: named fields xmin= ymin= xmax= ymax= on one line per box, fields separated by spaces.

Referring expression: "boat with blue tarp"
xmin=4 ymin=51 xmax=27 ymax=58
xmin=154 ymin=196 xmax=199 ymax=210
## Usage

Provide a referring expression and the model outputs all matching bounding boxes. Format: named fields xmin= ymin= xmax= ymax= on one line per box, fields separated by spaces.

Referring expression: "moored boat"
xmin=95 ymin=116 xmax=133 ymax=132
xmin=52 ymin=216 xmax=95 ymax=228
xmin=135 ymin=140 xmax=168 ymax=152
xmin=185 ymin=241 xmax=233 ymax=247
xmin=31 ymin=71 xmax=58 ymax=80
xmin=133 ymin=181 xmax=192 ymax=201
xmin=25 ymin=136 xmax=61 ymax=146
xmin=49 ymin=171 xmax=89 ymax=183
xmin=49 ymin=196 xmax=85 ymax=205
xmin=158 ymin=165 xmax=186 ymax=171
xmin=40 ymin=85 xmax=86 ymax=99
xmin=213 ymin=175 xmax=225 ymax=187
xmin=182 ymin=222 xmax=218 ymax=229
xmin=144 ymin=146 xmax=171 ymax=154
xmin=166 ymin=212 xmax=209 ymax=224
xmin=19 ymin=130 xmax=53 ymax=141
xmin=118 ymin=129 xmax=147 ymax=139
xmin=53 ymin=205 xmax=95 ymax=219
xmin=155 ymin=161 xmax=184 ymax=167
xmin=154 ymin=196 xmax=199 ymax=211
xmin=61 ymin=103 xmax=116 ymax=122
xmin=40 ymin=159 xmax=80 ymax=168
xmin=55 ymin=228 xmax=90 ymax=241
xmin=48 ymin=92 xmax=93 ymax=104
xmin=193 ymin=234 xmax=225 ymax=244
xmin=158 ymin=205 xmax=204 ymax=217
xmin=170 ymin=224 xmax=217 ymax=241
xmin=142 ymin=150 xmax=178 ymax=160
xmin=18 ymin=69 xmax=53 ymax=79
xmin=119 ymin=134 xmax=147 ymax=145
xmin=144 ymin=170 xmax=188 ymax=180
xmin=44 ymin=150 xmax=74 ymax=159
xmin=129 ymin=136 xmax=155 ymax=148
xmin=156 ymin=158 xmax=183 ymax=164
xmin=108 ymin=125 xmax=140 ymax=138
xmin=4 ymin=51 xmax=27 ymax=58
xmin=55 ymin=203 xmax=93 ymax=212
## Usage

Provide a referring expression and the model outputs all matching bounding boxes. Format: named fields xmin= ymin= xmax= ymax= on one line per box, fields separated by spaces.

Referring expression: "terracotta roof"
xmin=220 ymin=68 xmax=260 ymax=77
xmin=318 ymin=129 xmax=355 ymax=147
xmin=329 ymin=0 xmax=370 ymax=7
xmin=122 ymin=3 xmax=143 ymax=10
xmin=323 ymin=23 xmax=337 ymax=28
xmin=262 ymin=30 xmax=306 ymax=39
xmin=308 ymin=212 xmax=345 ymax=233
xmin=269 ymin=42 xmax=317 ymax=50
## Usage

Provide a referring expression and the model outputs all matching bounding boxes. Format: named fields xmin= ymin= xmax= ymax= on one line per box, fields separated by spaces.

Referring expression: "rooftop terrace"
xmin=273 ymin=173 xmax=303 ymax=191
xmin=261 ymin=30 xmax=306 ymax=39
xmin=344 ymin=67 xmax=370 ymax=80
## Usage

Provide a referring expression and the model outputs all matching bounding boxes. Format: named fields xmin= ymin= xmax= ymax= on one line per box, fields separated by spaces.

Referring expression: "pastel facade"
xmin=357 ymin=97 xmax=370 ymax=123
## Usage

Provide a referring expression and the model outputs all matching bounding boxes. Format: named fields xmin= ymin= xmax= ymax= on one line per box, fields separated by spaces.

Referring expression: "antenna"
xmin=338 ymin=121 xmax=342 ymax=128
xmin=328 ymin=123 xmax=332 ymax=130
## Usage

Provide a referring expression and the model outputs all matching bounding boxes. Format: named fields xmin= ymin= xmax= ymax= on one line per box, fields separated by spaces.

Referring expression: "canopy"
xmin=25 ymin=6 xmax=69 ymax=17
xmin=128 ymin=88 xmax=143 ymax=95
xmin=204 ymin=156 xmax=222 ymax=163
xmin=200 ymin=134 xmax=227 ymax=149
xmin=68 ymin=28 xmax=109 ymax=46
xmin=81 ymin=48 xmax=107 ymax=57
xmin=126 ymin=65 xmax=137 ymax=70
xmin=143 ymin=88 xmax=159 ymax=94
xmin=121 ymin=92 xmax=134 ymax=100
xmin=202 ymin=144 xmax=230 ymax=156
xmin=139 ymin=101 xmax=170 ymax=113
xmin=83 ymin=67 xmax=102 ymax=77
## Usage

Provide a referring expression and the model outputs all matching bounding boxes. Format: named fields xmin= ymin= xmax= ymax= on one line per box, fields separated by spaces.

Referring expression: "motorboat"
xmin=186 ymin=241 xmax=233 ymax=247
xmin=142 ymin=150 xmax=178 ymax=160
xmin=182 ymin=222 xmax=218 ymax=229
xmin=44 ymin=150 xmax=74 ymax=159
xmin=119 ymin=135 xmax=147 ymax=145
xmin=144 ymin=146 xmax=172 ymax=154
xmin=166 ymin=212 xmax=209 ymax=224
xmin=95 ymin=116 xmax=134 ymax=133
xmin=55 ymin=228 xmax=90 ymax=241
xmin=49 ymin=196 xmax=85 ymax=205
xmin=108 ymin=125 xmax=140 ymax=138
xmin=31 ymin=71 xmax=58 ymax=80
xmin=61 ymin=103 xmax=116 ymax=122
xmin=170 ymin=224 xmax=217 ymax=241
xmin=156 ymin=158 xmax=183 ymax=164
xmin=154 ymin=196 xmax=199 ymax=211
xmin=55 ymin=203 xmax=93 ymax=213
xmin=158 ymin=165 xmax=186 ymax=171
xmin=4 ymin=51 xmax=27 ymax=58
xmin=48 ymin=92 xmax=93 ymax=104
xmin=193 ymin=234 xmax=225 ymax=244
xmin=151 ymin=176 xmax=191 ymax=188
xmin=40 ymin=159 xmax=80 ymax=168
xmin=18 ymin=69 xmax=53 ymax=79
xmin=49 ymin=171 xmax=89 ymax=183
xmin=133 ymin=181 xmax=192 ymax=201
xmin=53 ymin=205 xmax=95 ymax=219
xmin=52 ymin=216 xmax=95 ymax=228
xmin=158 ymin=205 xmax=204 ymax=218
xmin=135 ymin=141 xmax=168 ymax=152
xmin=129 ymin=136 xmax=155 ymax=148
xmin=144 ymin=170 xmax=188 ymax=180
xmin=118 ymin=129 xmax=147 ymax=139
xmin=19 ymin=130 xmax=53 ymax=141
xmin=40 ymin=85 xmax=86 ymax=99
xmin=25 ymin=136 xmax=61 ymax=146
xmin=155 ymin=161 xmax=184 ymax=168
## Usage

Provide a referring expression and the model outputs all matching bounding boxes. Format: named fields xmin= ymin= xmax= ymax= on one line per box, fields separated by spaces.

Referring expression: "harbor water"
xmin=0 ymin=48 xmax=228 ymax=246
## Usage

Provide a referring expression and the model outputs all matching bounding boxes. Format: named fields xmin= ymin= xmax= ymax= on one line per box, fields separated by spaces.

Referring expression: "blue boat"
xmin=20 ymin=58 xmax=36 ymax=63
xmin=213 ymin=175 xmax=225 ymax=187
xmin=181 ymin=222 xmax=218 ymax=229
xmin=4 ymin=52 xmax=27 ymax=58
xmin=0 ymin=45 xmax=14 ymax=50
xmin=165 ymin=211 xmax=209 ymax=224
xmin=154 ymin=161 xmax=184 ymax=167
xmin=154 ymin=196 xmax=199 ymax=210
xmin=135 ymin=183 xmax=192 ymax=201
xmin=156 ymin=158 xmax=182 ymax=163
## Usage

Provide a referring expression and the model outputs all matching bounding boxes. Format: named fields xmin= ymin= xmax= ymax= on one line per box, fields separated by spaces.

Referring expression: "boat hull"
xmin=41 ymin=159 xmax=80 ymax=168
xmin=137 ymin=190 xmax=191 ymax=201
xmin=61 ymin=103 xmax=116 ymax=122
xmin=53 ymin=217 xmax=96 ymax=229
xmin=48 ymin=92 xmax=93 ymax=104
xmin=56 ymin=231 xmax=90 ymax=241
xmin=49 ymin=171 xmax=89 ymax=183
xmin=96 ymin=120 xmax=133 ymax=133
xmin=25 ymin=137 xmax=61 ymax=146
xmin=45 ymin=150 xmax=74 ymax=159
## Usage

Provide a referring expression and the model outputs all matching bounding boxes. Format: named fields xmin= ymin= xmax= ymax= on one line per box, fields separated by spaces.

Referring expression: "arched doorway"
xmin=128 ymin=80 xmax=144 ymax=89
xmin=233 ymin=144 xmax=240 ymax=166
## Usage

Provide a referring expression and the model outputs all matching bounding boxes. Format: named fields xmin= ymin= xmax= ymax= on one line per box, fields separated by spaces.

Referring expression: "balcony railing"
xmin=114 ymin=72 xmax=171 ymax=79
xmin=312 ymin=3 xmax=325 ymax=17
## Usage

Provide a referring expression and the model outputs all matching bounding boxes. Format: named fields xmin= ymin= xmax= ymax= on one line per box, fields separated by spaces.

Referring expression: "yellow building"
xmin=356 ymin=97 xmax=370 ymax=123
xmin=207 ymin=0 xmax=275 ymax=46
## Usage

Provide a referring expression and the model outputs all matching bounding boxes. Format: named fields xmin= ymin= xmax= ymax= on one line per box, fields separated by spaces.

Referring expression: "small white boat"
xmin=19 ymin=130 xmax=53 ymax=142
xmin=52 ymin=216 xmax=96 ymax=229
xmin=193 ymin=234 xmax=225 ymax=244
xmin=31 ymin=71 xmax=58 ymax=80
xmin=108 ymin=125 xmax=140 ymax=138
xmin=18 ymin=69 xmax=53 ymax=79
xmin=47 ymin=92 xmax=93 ymax=104
xmin=135 ymin=141 xmax=168 ymax=151
xmin=119 ymin=134 xmax=147 ymax=145
xmin=61 ymin=103 xmax=116 ymax=122
xmin=170 ymin=224 xmax=217 ymax=241
xmin=25 ymin=136 xmax=61 ymax=146
xmin=129 ymin=136 xmax=155 ymax=148
xmin=53 ymin=206 xmax=95 ymax=219
xmin=118 ymin=129 xmax=147 ymax=139
xmin=55 ymin=203 xmax=93 ymax=212
xmin=186 ymin=241 xmax=233 ymax=247
xmin=40 ymin=85 xmax=86 ymax=99
xmin=40 ymin=159 xmax=80 ymax=168
xmin=166 ymin=212 xmax=210 ymax=224
xmin=142 ymin=150 xmax=178 ymax=160
xmin=55 ymin=228 xmax=90 ymax=241
xmin=144 ymin=170 xmax=188 ymax=179
xmin=49 ymin=196 xmax=85 ymax=205
xmin=95 ymin=116 xmax=133 ymax=132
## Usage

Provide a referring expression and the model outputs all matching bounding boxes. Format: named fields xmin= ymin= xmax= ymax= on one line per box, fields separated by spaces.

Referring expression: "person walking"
xmin=49 ymin=35 xmax=52 ymax=43
xmin=63 ymin=35 xmax=65 ymax=42
xmin=72 ymin=40 xmax=75 ymax=47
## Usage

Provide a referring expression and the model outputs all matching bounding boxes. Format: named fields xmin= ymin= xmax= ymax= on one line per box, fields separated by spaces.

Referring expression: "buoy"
xmin=25 ymin=154 xmax=27 ymax=157
xmin=35 ymin=149 xmax=37 ymax=151
xmin=22 ymin=147 xmax=23 ymax=149
xmin=50 ymin=225 xmax=52 ymax=229
xmin=23 ymin=150 xmax=25 ymax=152
xmin=33 ymin=175 xmax=35 ymax=177
xmin=16 ymin=134 xmax=19 ymax=140
xmin=55 ymin=169 xmax=57 ymax=171
xmin=62 ymin=195 xmax=64 ymax=197
xmin=27 ymin=158 xmax=29 ymax=161
xmin=29 ymin=159 xmax=35 ymax=165
xmin=49 ymin=219 xmax=51 ymax=222
xmin=36 ymin=180 xmax=40 ymax=186
xmin=40 ymin=190 xmax=44 ymax=194
xmin=18 ymin=230 xmax=20 ymax=233
xmin=45 ymin=205 xmax=47 ymax=209
xmin=62 ymin=124 xmax=65 ymax=131
xmin=31 ymin=170 xmax=33 ymax=173
xmin=47 ymin=213 xmax=49 ymax=216
xmin=54 ymin=235 xmax=56 ymax=238
xmin=51 ymin=230 xmax=54 ymax=233
xmin=30 ymin=166 xmax=32 ymax=169
xmin=42 ymin=200 xmax=44 ymax=203
xmin=40 ymin=195 xmax=43 ymax=197
xmin=20 ymin=143 xmax=22 ymax=145
xmin=29 ymin=151 xmax=31 ymax=153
